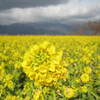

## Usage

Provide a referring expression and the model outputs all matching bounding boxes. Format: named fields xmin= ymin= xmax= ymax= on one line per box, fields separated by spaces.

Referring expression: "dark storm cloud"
xmin=0 ymin=0 xmax=68 ymax=10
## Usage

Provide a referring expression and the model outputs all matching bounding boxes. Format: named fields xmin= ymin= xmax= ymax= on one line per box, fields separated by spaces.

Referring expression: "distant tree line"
xmin=78 ymin=21 xmax=100 ymax=35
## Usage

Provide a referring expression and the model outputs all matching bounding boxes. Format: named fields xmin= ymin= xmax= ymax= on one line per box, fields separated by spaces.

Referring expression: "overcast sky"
xmin=0 ymin=0 xmax=100 ymax=25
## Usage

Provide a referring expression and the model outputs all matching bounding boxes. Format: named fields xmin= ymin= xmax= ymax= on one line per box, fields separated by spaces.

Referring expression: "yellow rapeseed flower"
xmin=80 ymin=73 xmax=90 ymax=83
xmin=64 ymin=87 xmax=75 ymax=98
xmin=6 ymin=80 xmax=14 ymax=89
xmin=33 ymin=89 xmax=44 ymax=100
xmin=84 ymin=66 xmax=92 ymax=74
xmin=4 ymin=74 xmax=14 ymax=89
xmin=81 ymin=86 xmax=88 ymax=93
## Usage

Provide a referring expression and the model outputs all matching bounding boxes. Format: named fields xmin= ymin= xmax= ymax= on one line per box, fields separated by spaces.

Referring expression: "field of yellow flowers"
xmin=0 ymin=36 xmax=100 ymax=100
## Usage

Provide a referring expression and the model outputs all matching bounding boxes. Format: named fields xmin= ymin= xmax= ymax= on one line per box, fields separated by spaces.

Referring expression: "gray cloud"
xmin=0 ymin=0 xmax=68 ymax=11
xmin=0 ymin=0 xmax=100 ymax=25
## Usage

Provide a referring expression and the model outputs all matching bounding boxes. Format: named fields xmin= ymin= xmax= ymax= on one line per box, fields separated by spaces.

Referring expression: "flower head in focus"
xmin=22 ymin=41 xmax=68 ymax=87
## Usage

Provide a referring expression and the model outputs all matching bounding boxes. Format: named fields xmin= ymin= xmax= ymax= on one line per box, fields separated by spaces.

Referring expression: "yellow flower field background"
xmin=0 ymin=36 xmax=100 ymax=100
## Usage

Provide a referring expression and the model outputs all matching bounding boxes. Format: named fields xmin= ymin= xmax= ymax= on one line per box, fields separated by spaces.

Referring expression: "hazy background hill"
xmin=0 ymin=22 xmax=89 ymax=35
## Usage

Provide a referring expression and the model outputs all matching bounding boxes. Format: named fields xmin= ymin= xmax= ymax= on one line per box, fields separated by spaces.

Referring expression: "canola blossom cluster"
xmin=22 ymin=41 xmax=68 ymax=87
xmin=0 ymin=36 xmax=100 ymax=100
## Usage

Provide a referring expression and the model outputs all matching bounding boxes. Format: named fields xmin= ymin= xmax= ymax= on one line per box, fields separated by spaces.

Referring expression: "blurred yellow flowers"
xmin=80 ymin=73 xmax=90 ymax=83
xmin=0 ymin=36 xmax=99 ymax=100
xmin=84 ymin=66 xmax=92 ymax=74
xmin=63 ymin=87 xmax=75 ymax=98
